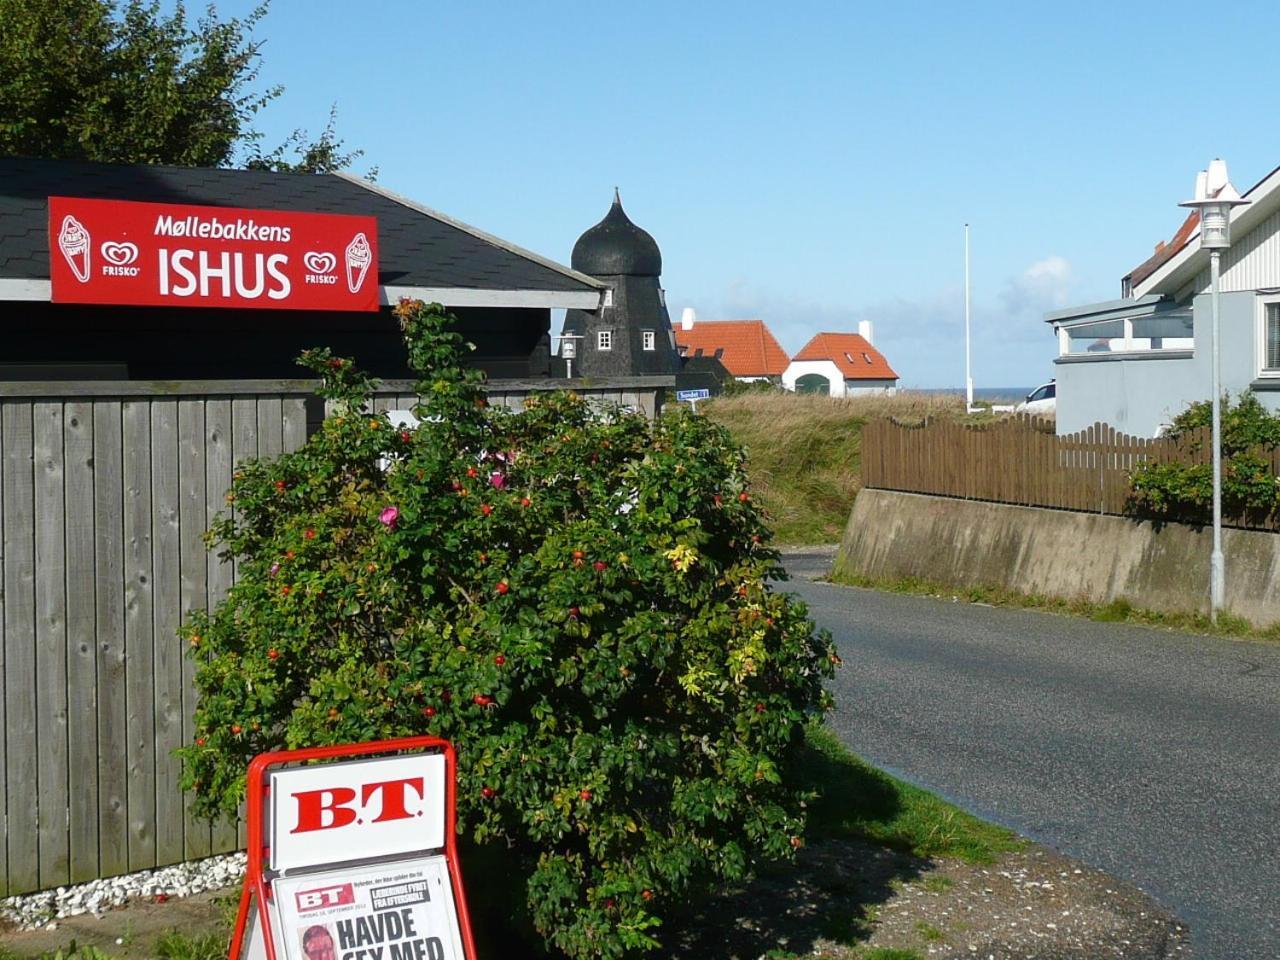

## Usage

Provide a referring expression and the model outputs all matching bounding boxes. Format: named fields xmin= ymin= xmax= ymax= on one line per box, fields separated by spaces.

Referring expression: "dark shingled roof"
xmin=571 ymin=190 xmax=662 ymax=277
xmin=0 ymin=156 xmax=602 ymax=292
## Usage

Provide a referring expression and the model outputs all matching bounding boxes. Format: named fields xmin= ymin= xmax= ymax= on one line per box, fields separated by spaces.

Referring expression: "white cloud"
xmin=1000 ymin=255 xmax=1074 ymax=317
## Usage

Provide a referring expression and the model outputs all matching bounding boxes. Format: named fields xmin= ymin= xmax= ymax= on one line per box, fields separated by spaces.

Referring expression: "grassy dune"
xmin=701 ymin=390 xmax=968 ymax=545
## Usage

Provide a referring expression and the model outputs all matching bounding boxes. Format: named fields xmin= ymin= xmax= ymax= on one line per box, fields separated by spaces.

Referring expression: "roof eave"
xmin=1132 ymin=161 xmax=1280 ymax=298
xmin=1044 ymin=294 xmax=1163 ymax=326
xmin=334 ymin=172 xmax=607 ymax=293
xmin=0 ymin=279 xmax=602 ymax=311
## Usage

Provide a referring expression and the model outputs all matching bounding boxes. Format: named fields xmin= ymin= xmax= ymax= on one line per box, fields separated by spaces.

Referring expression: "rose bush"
xmin=180 ymin=300 xmax=837 ymax=958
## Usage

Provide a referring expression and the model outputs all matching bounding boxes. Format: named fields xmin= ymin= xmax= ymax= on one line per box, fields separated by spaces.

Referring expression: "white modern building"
xmin=1047 ymin=161 xmax=1280 ymax=436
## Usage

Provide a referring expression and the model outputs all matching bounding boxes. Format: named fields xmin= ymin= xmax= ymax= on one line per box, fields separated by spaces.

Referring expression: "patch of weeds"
xmin=0 ymin=946 xmax=115 ymax=960
xmin=830 ymin=571 xmax=1279 ymax=643
xmin=1093 ymin=597 xmax=1133 ymax=622
xmin=155 ymin=931 xmax=226 ymax=960
xmin=800 ymin=726 xmax=1024 ymax=864
xmin=921 ymin=875 xmax=954 ymax=893
xmin=913 ymin=921 xmax=945 ymax=942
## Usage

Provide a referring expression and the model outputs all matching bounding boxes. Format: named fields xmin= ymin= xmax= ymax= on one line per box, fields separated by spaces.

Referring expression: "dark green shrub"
xmin=1129 ymin=393 xmax=1280 ymax=521
xmin=180 ymin=300 xmax=837 ymax=959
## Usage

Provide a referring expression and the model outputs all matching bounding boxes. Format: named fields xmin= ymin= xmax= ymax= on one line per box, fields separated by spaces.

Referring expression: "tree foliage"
xmin=181 ymin=300 xmax=838 ymax=958
xmin=1128 ymin=392 xmax=1280 ymax=520
xmin=0 ymin=0 xmax=364 ymax=172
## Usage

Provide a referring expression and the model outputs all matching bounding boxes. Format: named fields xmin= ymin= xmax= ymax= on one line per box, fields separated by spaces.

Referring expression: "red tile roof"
xmin=1123 ymin=211 xmax=1200 ymax=291
xmin=793 ymin=333 xmax=898 ymax=380
xmin=675 ymin=320 xmax=790 ymax=377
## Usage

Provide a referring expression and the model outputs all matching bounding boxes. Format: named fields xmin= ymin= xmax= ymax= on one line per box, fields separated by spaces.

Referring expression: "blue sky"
xmin=220 ymin=0 xmax=1280 ymax=387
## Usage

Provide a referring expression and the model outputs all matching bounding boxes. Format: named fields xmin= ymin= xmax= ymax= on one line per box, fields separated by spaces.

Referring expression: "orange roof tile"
xmin=793 ymin=333 xmax=898 ymax=380
xmin=1123 ymin=211 xmax=1200 ymax=290
xmin=675 ymin=320 xmax=790 ymax=377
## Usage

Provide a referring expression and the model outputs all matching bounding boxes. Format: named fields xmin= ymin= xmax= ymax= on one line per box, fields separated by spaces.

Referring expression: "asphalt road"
xmin=781 ymin=551 xmax=1280 ymax=960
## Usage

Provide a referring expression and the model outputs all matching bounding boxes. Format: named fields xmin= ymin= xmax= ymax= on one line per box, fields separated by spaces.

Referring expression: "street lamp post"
xmin=1180 ymin=159 xmax=1249 ymax=621
xmin=556 ymin=334 xmax=583 ymax=379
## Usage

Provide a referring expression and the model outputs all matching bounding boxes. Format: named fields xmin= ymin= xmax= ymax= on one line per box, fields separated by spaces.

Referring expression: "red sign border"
xmin=47 ymin=195 xmax=381 ymax=313
xmin=227 ymin=736 xmax=477 ymax=960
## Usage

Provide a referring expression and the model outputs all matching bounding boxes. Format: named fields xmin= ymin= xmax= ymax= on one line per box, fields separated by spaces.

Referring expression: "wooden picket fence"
xmin=861 ymin=414 xmax=1280 ymax=528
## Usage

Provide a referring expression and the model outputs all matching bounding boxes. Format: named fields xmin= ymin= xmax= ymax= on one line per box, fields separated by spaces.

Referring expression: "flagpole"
xmin=965 ymin=223 xmax=974 ymax=411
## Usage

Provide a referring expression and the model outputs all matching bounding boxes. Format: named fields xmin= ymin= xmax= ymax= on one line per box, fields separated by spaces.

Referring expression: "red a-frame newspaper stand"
xmin=228 ymin=735 xmax=478 ymax=960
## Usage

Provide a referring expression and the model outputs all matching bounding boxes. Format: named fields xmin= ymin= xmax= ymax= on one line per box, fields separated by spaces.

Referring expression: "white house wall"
xmin=1054 ymin=290 xmax=1280 ymax=435
xmin=846 ymin=379 xmax=897 ymax=396
xmin=1189 ymin=205 xmax=1280 ymax=295
xmin=782 ymin=359 xmax=845 ymax=396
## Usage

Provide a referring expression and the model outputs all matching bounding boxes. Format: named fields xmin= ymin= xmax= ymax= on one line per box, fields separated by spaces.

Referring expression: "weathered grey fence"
xmin=0 ymin=375 xmax=667 ymax=896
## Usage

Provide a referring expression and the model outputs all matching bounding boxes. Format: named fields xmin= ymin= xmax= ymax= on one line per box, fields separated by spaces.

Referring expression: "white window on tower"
xmin=597 ymin=330 xmax=613 ymax=351
xmin=642 ymin=330 xmax=655 ymax=351
xmin=1266 ymin=302 xmax=1280 ymax=373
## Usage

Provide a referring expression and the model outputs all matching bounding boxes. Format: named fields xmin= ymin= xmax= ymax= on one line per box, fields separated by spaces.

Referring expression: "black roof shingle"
xmin=0 ymin=156 xmax=601 ymax=293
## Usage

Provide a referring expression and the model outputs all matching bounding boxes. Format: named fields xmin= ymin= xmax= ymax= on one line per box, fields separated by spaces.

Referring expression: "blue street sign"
xmin=676 ymin=389 xmax=711 ymax=402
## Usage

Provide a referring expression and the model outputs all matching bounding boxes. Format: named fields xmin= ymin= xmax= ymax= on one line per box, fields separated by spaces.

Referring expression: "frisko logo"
xmin=295 ymin=883 xmax=355 ymax=912
xmin=100 ymin=241 xmax=141 ymax=277
xmin=100 ymin=241 xmax=138 ymax=266
xmin=304 ymin=251 xmax=337 ymax=274
xmin=290 ymin=776 xmax=428 ymax=833
xmin=304 ymin=250 xmax=339 ymax=286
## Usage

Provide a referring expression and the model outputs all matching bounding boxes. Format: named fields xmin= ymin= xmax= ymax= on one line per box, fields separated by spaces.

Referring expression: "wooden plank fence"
xmin=861 ymin=414 xmax=1280 ymax=528
xmin=0 ymin=375 xmax=667 ymax=896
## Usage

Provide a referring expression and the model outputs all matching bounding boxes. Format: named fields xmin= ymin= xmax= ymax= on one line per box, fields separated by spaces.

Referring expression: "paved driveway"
xmin=782 ymin=551 xmax=1280 ymax=960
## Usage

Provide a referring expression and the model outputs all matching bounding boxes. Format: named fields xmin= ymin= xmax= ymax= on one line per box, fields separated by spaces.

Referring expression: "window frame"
xmin=1257 ymin=294 xmax=1280 ymax=377
xmin=642 ymin=330 xmax=655 ymax=351
xmin=597 ymin=329 xmax=613 ymax=352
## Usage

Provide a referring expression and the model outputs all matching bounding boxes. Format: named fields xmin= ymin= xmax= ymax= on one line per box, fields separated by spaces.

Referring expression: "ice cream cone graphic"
xmin=58 ymin=215 xmax=91 ymax=283
xmin=345 ymin=232 xmax=371 ymax=293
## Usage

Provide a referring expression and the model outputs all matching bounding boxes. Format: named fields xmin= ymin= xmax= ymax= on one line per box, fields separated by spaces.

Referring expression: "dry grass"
xmin=702 ymin=391 xmax=971 ymax=544
xmin=710 ymin=389 xmax=968 ymax=424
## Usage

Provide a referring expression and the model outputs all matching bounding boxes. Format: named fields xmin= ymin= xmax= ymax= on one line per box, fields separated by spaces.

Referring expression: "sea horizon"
xmin=905 ymin=386 xmax=1035 ymax=401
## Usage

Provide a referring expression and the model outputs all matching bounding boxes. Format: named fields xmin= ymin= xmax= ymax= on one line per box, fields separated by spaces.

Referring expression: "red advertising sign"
xmin=48 ymin=197 xmax=379 ymax=312
xmin=227 ymin=736 xmax=477 ymax=960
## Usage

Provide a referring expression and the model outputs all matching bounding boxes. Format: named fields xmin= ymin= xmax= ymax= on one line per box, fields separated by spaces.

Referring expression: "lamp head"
xmin=1180 ymin=158 xmax=1249 ymax=249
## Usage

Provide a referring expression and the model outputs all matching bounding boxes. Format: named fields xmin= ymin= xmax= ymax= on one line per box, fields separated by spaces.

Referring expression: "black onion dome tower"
xmin=560 ymin=190 xmax=679 ymax=377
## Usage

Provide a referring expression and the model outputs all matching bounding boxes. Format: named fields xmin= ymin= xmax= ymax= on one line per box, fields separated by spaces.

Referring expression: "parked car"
xmin=1016 ymin=380 xmax=1056 ymax=415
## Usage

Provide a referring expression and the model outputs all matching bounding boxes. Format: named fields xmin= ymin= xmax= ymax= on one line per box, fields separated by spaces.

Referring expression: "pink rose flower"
xmin=379 ymin=506 xmax=399 ymax=528
xmin=269 ymin=562 xmax=280 ymax=577
xmin=489 ymin=472 xmax=506 ymax=490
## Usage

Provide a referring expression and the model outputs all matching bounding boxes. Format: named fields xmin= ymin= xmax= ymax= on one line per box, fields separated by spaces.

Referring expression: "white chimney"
xmin=858 ymin=320 xmax=874 ymax=345
xmin=681 ymin=307 xmax=696 ymax=331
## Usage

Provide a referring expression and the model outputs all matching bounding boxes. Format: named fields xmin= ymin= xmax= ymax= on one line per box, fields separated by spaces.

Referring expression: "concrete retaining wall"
xmin=834 ymin=489 xmax=1280 ymax=626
